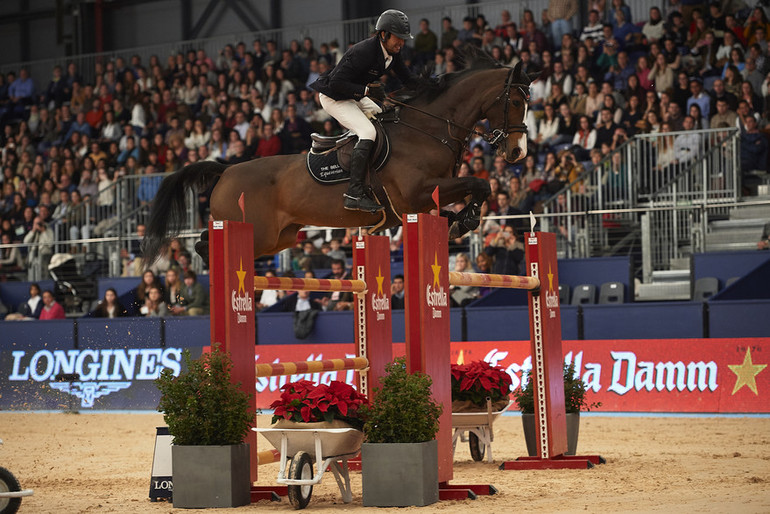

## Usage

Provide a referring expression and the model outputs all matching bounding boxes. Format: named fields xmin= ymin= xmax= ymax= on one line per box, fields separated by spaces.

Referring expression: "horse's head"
xmin=483 ymin=62 xmax=539 ymax=164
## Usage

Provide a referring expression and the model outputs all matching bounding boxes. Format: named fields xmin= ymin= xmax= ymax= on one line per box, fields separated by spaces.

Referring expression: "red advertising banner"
xmin=252 ymin=338 xmax=769 ymax=413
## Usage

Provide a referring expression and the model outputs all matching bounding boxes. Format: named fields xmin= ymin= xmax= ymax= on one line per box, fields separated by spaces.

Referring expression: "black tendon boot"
xmin=343 ymin=139 xmax=384 ymax=213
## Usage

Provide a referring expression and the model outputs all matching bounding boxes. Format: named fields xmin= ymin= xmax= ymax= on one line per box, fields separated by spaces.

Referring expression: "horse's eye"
xmin=512 ymin=100 xmax=522 ymax=108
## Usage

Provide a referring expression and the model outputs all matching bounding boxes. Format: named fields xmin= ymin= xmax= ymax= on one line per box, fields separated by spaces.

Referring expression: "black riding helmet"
xmin=375 ymin=9 xmax=413 ymax=40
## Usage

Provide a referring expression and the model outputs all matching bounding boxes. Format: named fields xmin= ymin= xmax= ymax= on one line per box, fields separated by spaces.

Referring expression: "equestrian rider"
xmin=310 ymin=9 xmax=417 ymax=213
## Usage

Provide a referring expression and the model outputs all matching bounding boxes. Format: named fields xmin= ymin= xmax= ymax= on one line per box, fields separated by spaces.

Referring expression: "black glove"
xmin=366 ymin=82 xmax=386 ymax=102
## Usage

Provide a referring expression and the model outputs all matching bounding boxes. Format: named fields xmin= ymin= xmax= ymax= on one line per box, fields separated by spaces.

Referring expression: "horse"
xmin=142 ymin=53 xmax=535 ymax=265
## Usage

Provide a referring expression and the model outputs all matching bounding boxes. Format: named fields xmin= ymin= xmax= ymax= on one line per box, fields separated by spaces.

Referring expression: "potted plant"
xmin=450 ymin=360 xmax=512 ymax=412
xmin=360 ymin=357 xmax=443 ymax=507
xmin=156 ymin=345 xmax=255 ymax=508
xmin=270 ymin=379 xmax=368 ymax=430
xmin=513 ymin=362 xmax=600 ymax=456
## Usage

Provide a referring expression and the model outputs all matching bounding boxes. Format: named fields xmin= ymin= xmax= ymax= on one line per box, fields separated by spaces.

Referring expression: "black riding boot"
xmin=344 ymin=139 xmax=384 ymax=213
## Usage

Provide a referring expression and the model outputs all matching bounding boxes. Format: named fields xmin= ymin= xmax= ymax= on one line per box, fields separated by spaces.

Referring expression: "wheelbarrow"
xmin=254 ymin=426 xmax=363 ymax=509
xmin=0 ymin=439 xmax=33 ymax=514
xmin=451 ymin=400 xmax=514 ymax=462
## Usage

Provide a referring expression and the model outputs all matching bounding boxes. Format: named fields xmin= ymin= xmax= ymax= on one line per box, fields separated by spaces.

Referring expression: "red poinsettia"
xmin=270 ymin=380 xmax=368 ymax=429
xmin=450 ymin=360 xmax=512 ymax=407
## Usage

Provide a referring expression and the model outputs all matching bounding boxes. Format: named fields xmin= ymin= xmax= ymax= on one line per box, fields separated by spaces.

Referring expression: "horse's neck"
xmin=433 ymin=69 xmax=502 ymax=130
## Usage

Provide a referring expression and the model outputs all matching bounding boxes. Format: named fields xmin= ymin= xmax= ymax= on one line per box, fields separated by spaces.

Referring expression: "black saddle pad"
xmin=306 ymin=150 xmax=348 ymax=183
xmin=305 ymin=123 xmax=391 ymax=185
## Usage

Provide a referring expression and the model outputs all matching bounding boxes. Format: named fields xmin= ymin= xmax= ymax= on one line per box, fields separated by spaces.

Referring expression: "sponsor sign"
xmin=249 ymin=338 xmax=768 ymax=413
xmin=0 ymin=346 xmax=193 ymax=410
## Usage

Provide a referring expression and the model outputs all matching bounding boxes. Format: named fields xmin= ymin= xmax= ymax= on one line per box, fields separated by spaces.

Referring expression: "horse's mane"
xmin=397 ymin=46 xmax=515 ymax=105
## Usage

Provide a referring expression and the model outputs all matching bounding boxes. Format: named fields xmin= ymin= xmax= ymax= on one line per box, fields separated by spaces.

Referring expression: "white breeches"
xmin=319 ymin=93 xmax=382 ymax=141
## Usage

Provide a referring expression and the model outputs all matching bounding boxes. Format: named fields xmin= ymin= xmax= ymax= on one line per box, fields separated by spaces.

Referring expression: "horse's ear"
xmin=527 ymin=70 xmax=542 ymax=83
xmin=511 ymin=60 xmax=522 ymax=78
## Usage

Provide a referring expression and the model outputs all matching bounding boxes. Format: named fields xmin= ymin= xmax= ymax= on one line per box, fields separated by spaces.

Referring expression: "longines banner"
xmin=0 ymin=339 xmax=766 ymax=412
xmin=251 ymin=338 xmax=768 ymax=413
xmin=0 ymin=346 xmax=204 ymax=410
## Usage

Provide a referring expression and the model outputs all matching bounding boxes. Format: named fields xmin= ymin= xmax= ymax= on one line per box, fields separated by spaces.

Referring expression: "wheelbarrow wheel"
xmin=469 ymin=432 xmax=485 ymax=462
xmin=0 ymin=466 xmax=22 ymax=514
xmin=287 ymin=451 xmax=313 ymax=509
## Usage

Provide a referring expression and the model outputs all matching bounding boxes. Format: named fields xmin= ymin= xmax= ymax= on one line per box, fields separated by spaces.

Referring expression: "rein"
xmin=385 ymin=67 xmax=531 ymax=160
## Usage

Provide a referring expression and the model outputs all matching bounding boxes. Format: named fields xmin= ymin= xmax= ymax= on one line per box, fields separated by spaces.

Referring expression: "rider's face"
xmin=383 ymin=34 xmax=405 ymax=55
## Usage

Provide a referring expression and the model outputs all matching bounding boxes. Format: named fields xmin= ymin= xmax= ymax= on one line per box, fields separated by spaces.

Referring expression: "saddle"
xmin=306 ymin=119 xmax=391 ymax=184
xmin=305 ymin=110 xmax=402 ymax=232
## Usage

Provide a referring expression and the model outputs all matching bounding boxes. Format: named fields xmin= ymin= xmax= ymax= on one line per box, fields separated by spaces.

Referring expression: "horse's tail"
xmin=141 ymin=160 xmax=227 ymax=267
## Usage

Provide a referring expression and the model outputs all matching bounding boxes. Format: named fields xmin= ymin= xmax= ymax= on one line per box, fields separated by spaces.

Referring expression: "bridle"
xmin=386 ymin=67 xmax=531 ymax=157
xmin=482 ymin=67 xmax=530 ymax=146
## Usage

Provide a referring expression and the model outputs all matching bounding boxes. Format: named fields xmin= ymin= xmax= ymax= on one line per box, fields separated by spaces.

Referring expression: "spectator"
xmin=23 ymin=216 xmax=53 ymax=280
xmin=137 ymin=163 xmax=163 ymax=206
xmin=414 ymin=18 xmax=438 ymax=67
xmin=710 ymin=97 xmax=738 ymax=129
xmin=9 ymin=283 xmax=43 ymax=320
xmin=674 ymin=116 xmax=702 ymax=164
xmin=581 ymin=9 xmax=604 ymax=42
xmin=449 ymin=253 xmax=479 ymax=307
xmin=485 ymin=225 xmax=525 ymax=275
xmin=390 ymin=274 xmax=405 ymax=309
xmin=440 ymin=17 xmax=459 ymax=49
xmin=39 ymin=289 xmax=66 ymax=320
xmin=171 ymin=270 xmax=209 ymax=316
xmin=740 ymin=116 xmax=768 ymax=172
xmin=141 ymin=285 xmax=169 ymax=317
xmin=319 ymin=258 xmax=354 ymax=311
xmin=0 ymin=232 xmax=22 ymax=277
xmin=93 ymin=287 xmax=128 ymax=318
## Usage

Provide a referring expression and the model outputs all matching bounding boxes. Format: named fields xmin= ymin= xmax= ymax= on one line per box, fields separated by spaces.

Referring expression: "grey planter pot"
xmin=171 ymin=443 xmax=250 ymax=508
xmin=361 ymin=440 xmax=439 ymax=507
xmin=522 ymin=412 xmax=580 ymax=456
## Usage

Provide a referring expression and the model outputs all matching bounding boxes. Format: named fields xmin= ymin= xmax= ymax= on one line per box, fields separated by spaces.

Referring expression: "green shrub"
xmin=362 ymin=357 xmax=443 ymax=444
xmin=156 ymin=344 xmax=255 ymax=445
xmin=513 ymin=362 xmax=601 ymax=414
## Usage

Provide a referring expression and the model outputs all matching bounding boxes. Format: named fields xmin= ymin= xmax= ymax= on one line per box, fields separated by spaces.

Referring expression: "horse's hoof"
xmin=448 ymin=222 xmax=467 ymax=240
xmin=461 ymin=216 xmax=480 ymax=232
xmin=194 ymin=240 xmax=209 ymax=264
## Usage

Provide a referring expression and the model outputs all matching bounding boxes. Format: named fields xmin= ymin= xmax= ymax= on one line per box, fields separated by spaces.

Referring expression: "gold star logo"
xmin=375 ymin=267 xmax=384 ymax=296
xmin=547 ymin=264 xmax=554 ymax=291
xmin=728 ymin=348 xmax=767 ymax=395
xmin=431 ymin=253 xmax=442 ymax=289
xmin=236 ymin=258 xmax=246 ymax=295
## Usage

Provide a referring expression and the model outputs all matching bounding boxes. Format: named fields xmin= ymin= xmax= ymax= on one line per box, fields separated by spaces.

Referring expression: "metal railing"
xmin=541 ymin=128 xmax=741 ymax=272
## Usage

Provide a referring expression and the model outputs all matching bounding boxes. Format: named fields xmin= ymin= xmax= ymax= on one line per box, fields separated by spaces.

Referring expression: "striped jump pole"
xmin=255 ymin=357 xmax=369 ymax=378
xmin=448 ymin=271 xmax=540 ymax=291
xmin=254 ymin=276 xmax=367 ymax=293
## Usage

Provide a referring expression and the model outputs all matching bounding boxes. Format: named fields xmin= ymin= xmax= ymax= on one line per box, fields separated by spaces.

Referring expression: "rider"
xmin=310 ymin=9 xmax=416 ymax=213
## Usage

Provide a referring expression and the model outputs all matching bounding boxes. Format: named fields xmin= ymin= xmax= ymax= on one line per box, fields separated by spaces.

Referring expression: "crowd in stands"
xmin=3 ymin=0 xmax=770 ymax=318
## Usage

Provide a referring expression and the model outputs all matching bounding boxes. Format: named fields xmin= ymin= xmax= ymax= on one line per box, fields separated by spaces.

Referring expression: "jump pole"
xmin=208 ymin=218 xmax=393 ymax=501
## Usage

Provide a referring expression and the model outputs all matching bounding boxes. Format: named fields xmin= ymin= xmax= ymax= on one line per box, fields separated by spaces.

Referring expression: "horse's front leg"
xmin=426 ymin=177 xmax=490 ymax=239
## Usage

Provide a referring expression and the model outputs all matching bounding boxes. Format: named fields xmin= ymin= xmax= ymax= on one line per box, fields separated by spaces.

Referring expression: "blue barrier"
xmin=709 ymin=299 xmax=770 ymax=337
xmin=694 ymin=251 xmax=770 ymax=285
xmin=581 ymin=302 xmax=704 ymax=339
xmin=465 ymin=305 xmax=579 ymax=341
xmin=711 ymin=259 xmax=770 ymax=300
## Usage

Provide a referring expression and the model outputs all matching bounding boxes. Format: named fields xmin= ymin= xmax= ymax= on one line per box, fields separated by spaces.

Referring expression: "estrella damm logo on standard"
xmin=545 ymin=263 xmax=559 ymax=311
xmin=370 ymin=266 xmax=390 ymax=321
xmin=231 ymin=257 xmax=253 ymax=324
xmin=426 ymin=252 xmax=448 ymax=319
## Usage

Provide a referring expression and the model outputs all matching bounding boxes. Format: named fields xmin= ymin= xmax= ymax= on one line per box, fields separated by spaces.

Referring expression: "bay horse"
xmin=142 ymin=54 xmax=534 ymax=265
